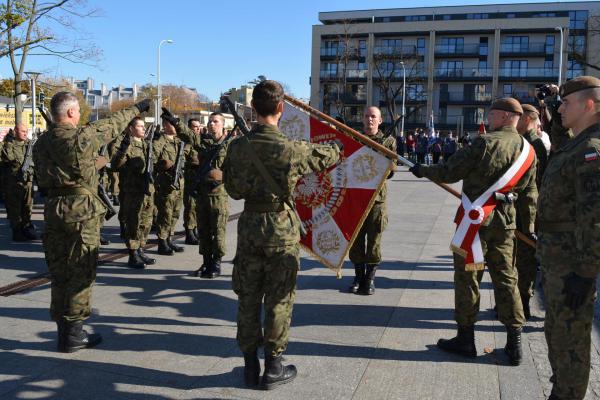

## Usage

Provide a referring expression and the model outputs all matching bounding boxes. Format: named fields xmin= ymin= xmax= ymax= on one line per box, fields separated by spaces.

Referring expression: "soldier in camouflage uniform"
xmin=537 ymin=76 xmax=600 ymax=400
xmin=348 ymin=106 xmax=396 ymax=296
xmin=182 ymin=118 xmax=202 ymax=245
xmin=111 ymin=117 xmax=158 ymax=269
xmin=32 ymin=91 xmax=151 ymax=352
xmin=167 ymin=111 xmax=229 ymax=278
xmin=410 ymin=98 xmax=537 ymax=366
xmin=514 ymin=103 xmax=548 ymax=319
xmin=1 ymin=124 xmax=37 ymax=241
xmin=222 ymin=81 xmax=340 ymax=389
xmin=154 ymin=115 xmax=190 ymax=255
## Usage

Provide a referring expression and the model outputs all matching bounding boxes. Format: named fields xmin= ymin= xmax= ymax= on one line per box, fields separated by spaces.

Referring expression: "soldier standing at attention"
xmin=515 ymin=103 xmax=547 ymax=319
xmin=32 ymin=92 xmax=151 ymax=352
xmin=348 ymin=106 xmax=396 ymax=295
xmin=1 ymin=123 xmax=37 ymax=241
xmin=154 ymin=114 xmax=189 ymax=255
xmin=409 ymin=98 xmax=537 ymax=366
xmin=537 ymin=77 xmax=600 ymax=400
xmin=222 ymin=80 xmax=340 ymax=389
xmin=111 ymin=117 xmax=158 ymax=269
xmin=182 ymin=118 xmax=202 ymax=245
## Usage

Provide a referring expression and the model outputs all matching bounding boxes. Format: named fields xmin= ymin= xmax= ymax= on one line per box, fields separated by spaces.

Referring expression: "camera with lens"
xmin=536 ymin=84 xmax=555 ymax=101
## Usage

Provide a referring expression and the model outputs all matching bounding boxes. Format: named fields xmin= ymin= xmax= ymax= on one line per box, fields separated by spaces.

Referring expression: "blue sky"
xmin=0 ymin=0 xmax=585 ymax=101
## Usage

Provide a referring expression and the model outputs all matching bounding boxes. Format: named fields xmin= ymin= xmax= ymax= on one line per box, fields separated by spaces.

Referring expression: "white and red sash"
xmin=451 ymin=136 xmax=535 ymax=270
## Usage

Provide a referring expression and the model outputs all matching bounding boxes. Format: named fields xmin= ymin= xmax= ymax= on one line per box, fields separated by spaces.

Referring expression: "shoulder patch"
xmin=585 ymin=151 xmax=599 ymax=162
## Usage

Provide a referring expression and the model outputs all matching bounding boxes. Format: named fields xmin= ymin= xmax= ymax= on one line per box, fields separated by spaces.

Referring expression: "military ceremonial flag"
xmin=279 ymin=98 xmax=395 ymax=275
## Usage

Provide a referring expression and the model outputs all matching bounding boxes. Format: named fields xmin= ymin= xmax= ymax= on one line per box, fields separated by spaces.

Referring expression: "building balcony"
xmin=499 ymin=42 xmax=546 ymax=56
xmin=325 ymin=93 xmax=367 ymax=104
xmin=373 ymin=69 xmax=428 ymax=80
xmin=434 ymin=68 xmax=493 ymax=80
xmin=511 ymin=91 xmax=537 ymax=104
xmin=319 ymin=69 xmax=368 ymax=80
xmin=499 ymin=68 xmax=558 ymax=80
xmin=434 ymin=44 xmax=482 ymax=58
xmin=439 ymin=91 xmax=492 ymax=104
xmin=373 ymin=45 xmax=419 ymax=58
xmin=320 ymin=47 xmax=366 ymax=59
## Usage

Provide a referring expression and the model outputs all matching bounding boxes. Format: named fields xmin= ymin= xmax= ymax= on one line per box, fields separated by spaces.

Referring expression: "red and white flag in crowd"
xmin=279 ymin=100 xmax=395 ymax=274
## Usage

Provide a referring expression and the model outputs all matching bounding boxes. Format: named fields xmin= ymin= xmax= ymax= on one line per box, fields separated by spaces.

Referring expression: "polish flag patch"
xmin=585 ymin=152 xmax=599 ymax=162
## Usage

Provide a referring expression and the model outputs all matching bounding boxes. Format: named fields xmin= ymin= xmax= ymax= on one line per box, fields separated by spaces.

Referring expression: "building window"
xmin=503 ymin=60 xmax=528 ymax=77
xmin=544 ymin=60 xmax=554 ymax=70
xmin=502 ymin=36 xmax=529 ymax=52
xmin=503 ymin=84 xmax=513 ymax=97
xmin=545 ymin=35 xmax=555 ymax=55
xmin=569 ymin=10 xmax=588 ymax=30
xmin=441 ymin=14 xmax=451 ymax=20
xmin=440 ymin=60 xmax=463 ymax=77
xmin=439 ymin=37 xmax=464 ymax=53
xmin=479 ymin=37 xmax=488 ymax=56
xmin=407 ymin=84 xmax=425 ymax=101
xmin=417 ymin=38 xmax=426 ymax=56
xmin=567 ymin=60 xmax=585 ymax=79
xmin=507 ymin=13 xmax=516 ymax=18
xmin=478 ymin=60 xmax=488 ymax=71
xmin=359 ymin=40 xmax=367 ymax=57
xmin=568 ymin=35 xmax=586 ymax=54
xmin=467 ymin=13 xmax=489 ymax=19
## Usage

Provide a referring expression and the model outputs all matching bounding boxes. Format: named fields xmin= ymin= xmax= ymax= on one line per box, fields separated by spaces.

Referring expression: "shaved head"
xmin=363 ymin=106 xmax=382 ymax=136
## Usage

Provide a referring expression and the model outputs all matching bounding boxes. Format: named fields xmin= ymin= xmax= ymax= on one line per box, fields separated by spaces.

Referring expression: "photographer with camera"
xmin=536 ymin=83 xmax=573 ymax=153
xmin=537 ymin=76 xmax=600 ymax=400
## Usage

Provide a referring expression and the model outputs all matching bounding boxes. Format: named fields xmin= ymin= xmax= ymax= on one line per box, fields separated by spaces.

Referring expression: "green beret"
xmin=521 ymin=104 xmax=540 ymax=116
xmin=490 ymin=98 xmax=523 ymax=115
xmin=559 ymin=76 xmax=600 ymax=97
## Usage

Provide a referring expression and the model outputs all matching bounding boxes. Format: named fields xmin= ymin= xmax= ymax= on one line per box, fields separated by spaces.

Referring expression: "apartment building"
xmin=71 ymin=77 xmax=139 ymax=115
xmin=311 ymin=2 xmax=600 ymax=133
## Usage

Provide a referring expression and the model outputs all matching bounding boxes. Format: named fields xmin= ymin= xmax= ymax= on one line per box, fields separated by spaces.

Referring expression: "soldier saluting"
xmin=410 ymin=98 xmax=537 ymax=366
xmin=33 ymin=92 xmax=151 ymax=353
xmin=537 ymin=76 xmax=600 ymax=400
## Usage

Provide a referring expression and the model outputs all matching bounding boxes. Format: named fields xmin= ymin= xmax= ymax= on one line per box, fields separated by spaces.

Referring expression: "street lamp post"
xmin=555 ymin=27 xmax=564 ymax=86
xmin=157 ymin=39 xmax=174 ymax=119
xmin=400 ymin=61 xmax=406 ymax=138
xmin=25 ymin=71 xmax=41 ymax=136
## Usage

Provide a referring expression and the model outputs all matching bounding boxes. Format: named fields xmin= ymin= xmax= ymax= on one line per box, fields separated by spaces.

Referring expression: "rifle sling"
xmin=240 ymin=136 xmax=294 ymax=212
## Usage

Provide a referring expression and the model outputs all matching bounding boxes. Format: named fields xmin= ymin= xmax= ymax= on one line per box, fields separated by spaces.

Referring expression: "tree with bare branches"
xmin=1 ymin=0 xmax=101 ymax=124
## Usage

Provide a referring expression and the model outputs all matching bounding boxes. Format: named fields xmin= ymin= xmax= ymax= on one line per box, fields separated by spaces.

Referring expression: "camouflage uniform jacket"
xmin=2 ymin=138 xmax=34 ymax=182
xmin=523 ymin=128 xmax=548 ymax=188
xmin=537 ymin=122 xmax=600 ymax=278
xmin=368 ymin=130 xmax=396 ymax=203
xmin=153 ymin=134 xmax=191 ymax=191
xmin=32 ymin=106 xmax=139 ymax=223
xmin=419 ymin=125 xmax=538 ymax=234
xmin=223 ymin=123 xmax=340 ymax=247
xmin=111 ymin=136 xmax=160 ymax=194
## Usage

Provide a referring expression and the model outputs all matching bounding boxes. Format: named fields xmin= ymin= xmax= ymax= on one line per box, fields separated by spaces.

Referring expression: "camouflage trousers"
xmin=349 ymin=202 xmax=387 ymax=265
xmin=543 ymin=263 xmax=596 ymax=400
xmin=4 ymin=178 xmax=33 ymax=230
xmin=453 ymin=227 xmax=524 ymax=329
xmin=155 ymin=188 xmax=182 ymax=239
xmin=121 ymin=191 xmax=154 ymax=249
xmin=109 ymin=171 xmax=119 ymax=196
xmin=233 ymin=242 xmax=299 ymax=357
xmin=515 ymin=238 xmax=537 ymax=299
xmin=183 ymin=179 xmax=197 ymax=230
xmin=196 ymin=194 xmax=228 ymax=258
xmin=44 ymin=214 xmax=102 ymax=322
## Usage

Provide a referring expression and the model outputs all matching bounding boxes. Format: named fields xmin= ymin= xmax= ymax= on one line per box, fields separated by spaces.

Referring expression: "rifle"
xmin=172 ymin=141 xmax=185 ymax=190
xmin=17 ymin=130 xmax=37 ymax=183
xmin=144 ymin=124 xmax=158 ymax=195
xmin=385 ymin=116 xmax=403 ymax=138
xmin=97 ymin=143 xmax=117 ymax=220
xmin=38 ymin=105 xmax=53 ymax=126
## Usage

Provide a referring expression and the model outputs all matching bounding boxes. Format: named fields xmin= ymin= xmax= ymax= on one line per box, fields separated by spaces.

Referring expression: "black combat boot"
xmin=158 ymin=238 xmax=174 ymax=255
xmin=504 ymin=327 xmax=523 ymax=366
xmin=195 ymin=254 xmax=211 ymax=277
xmin=243 ymin=350 xmax=260 ymax=388
xmin=358 ymin=264 xmax=378 ymax=295
xmin=100 ymin=235 xmax=111 ymax=245
xmin=137 ymin=248 xmax=156 ymax=265
xmin=22 ymin=223 xmax=37 ymax=240
xmin=185 ymin=229 xmax=199 ymax=245
xmin=12 ymin=227 xmax=27 ymax=242
xmin=202 ymin=257 xmax=221 ymax=279
xmin=58 ymin=320 xmax=102 ymax=353
xmin=437 ymin=325 xmax=477 ymax=358
xmin=261 ymin=354 xmax=297 ymax=390
xmin=127 ymin=249 xmax=146 ymax=269
xmin=167 ymin=236 xmax=184 ymax=253
xmin=521 ymin=294 xmax=531 ymax=320
xmin=349 ymin=264 xmax=365 ymax=294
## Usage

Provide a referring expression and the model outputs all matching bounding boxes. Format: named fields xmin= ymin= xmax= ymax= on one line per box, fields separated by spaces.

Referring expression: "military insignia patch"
xmin=584 ymin=152 xmax=599 ymax=162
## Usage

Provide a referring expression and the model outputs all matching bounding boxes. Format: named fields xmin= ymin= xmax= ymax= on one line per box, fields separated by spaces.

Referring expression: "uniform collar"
xmin=561 ymin=123 xmax=600 ymax=152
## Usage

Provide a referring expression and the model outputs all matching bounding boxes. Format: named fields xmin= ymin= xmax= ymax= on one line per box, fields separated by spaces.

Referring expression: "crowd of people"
xmin=2 ymin=76 xmax=600 ymax=399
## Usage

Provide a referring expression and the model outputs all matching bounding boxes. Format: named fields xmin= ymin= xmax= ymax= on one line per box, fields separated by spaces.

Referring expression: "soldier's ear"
xmin=276 ymin=101 xmax=284 ymax=115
